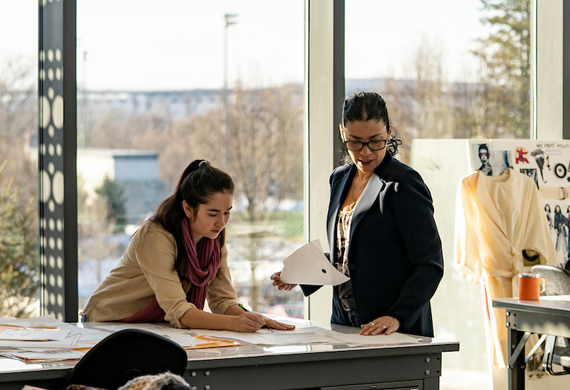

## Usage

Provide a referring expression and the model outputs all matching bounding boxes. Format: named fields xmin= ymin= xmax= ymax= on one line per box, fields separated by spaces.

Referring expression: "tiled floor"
xmin=440 ymin=368 xmax=491 ymax=390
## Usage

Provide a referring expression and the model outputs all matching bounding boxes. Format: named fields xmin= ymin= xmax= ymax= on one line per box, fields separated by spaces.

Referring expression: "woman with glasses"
xmin=82 ymin=160 xmax=294 ymax=333
xmin=272 ymin=91 xmax=444 ymax=337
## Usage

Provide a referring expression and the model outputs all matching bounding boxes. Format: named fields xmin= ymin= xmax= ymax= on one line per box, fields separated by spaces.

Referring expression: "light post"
xmin=222 ymin=13 xmax=237 ymax=170
xmin=81 ymin=50 xmax=92 ymax=148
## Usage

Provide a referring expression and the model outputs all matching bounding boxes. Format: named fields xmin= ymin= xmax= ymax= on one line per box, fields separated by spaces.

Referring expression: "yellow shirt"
xmin=81 ymin=220 xmax=240 ymax=328
xmin=454 ymin=168 xmax=558 ymax=367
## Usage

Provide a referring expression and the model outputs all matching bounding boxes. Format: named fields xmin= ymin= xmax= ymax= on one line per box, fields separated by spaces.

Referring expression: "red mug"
xmin=518 ymin=273 xmax=546 ymax=301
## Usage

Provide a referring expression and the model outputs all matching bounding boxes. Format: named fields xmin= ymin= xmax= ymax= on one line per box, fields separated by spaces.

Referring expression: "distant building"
xmin=77 ymin=148 xmax=158 ymax=195
xmin=76 ymin=148 xmax=169 ymax=224
xmin=27 ymin=142 xmax=169 ymax=225
xmin=78 ymin=89 xmax=221 ymax=121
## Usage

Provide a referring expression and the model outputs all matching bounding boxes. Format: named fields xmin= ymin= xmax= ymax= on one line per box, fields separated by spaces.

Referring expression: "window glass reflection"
xmin=76 ymin=1 xmax=305 ymax=319
xmin=0 ymin=3 xmax=40 ymax=318
xmin=346 ymin=1 xmax=530 ymax=388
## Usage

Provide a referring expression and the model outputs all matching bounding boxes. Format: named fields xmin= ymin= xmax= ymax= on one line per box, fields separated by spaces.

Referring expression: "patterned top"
xmin=336 ymin=208 xmax=355 ymax=310
xmin=336 ymin=208 xmax=353 ymax=276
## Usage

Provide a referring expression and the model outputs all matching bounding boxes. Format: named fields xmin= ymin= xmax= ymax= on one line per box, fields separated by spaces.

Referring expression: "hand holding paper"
xmin=279 ymin=240 xmax=349 ymax=286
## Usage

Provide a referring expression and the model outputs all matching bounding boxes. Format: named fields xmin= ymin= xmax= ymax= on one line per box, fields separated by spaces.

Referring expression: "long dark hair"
xmin=151 ymin=159 xmax=235 ymax=277
xmin=340 ymin=91 xmax=402 ymax=159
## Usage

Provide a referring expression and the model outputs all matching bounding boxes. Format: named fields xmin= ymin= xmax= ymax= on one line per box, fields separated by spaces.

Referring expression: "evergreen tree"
xmin=472 ymin=0 xmax=531 ymax=138
xmin=0 ymin=160 xmax=39 ymax=317
xmin=95 ymin=176 xmax=127 ymax=228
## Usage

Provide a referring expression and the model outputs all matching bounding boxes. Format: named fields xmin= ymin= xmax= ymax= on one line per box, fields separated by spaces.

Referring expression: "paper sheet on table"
xmin=69 ymin=326 xmax=111 ymax=349
xmin=537 ymin=295 xmax=570 ymax=301
xmin=325 ymin=331 xmax=420 ymax=345
xmin=0 ymin=348 xmax=86 ymax=363
xmin=0 ymin=317 xmax=109 ymax=350
xmin=184 ymin=335 xmax=241 ymax=350
xmin=96 ymin=323 xmax=200 ymax=348
xmin=96 ymin=323 xmax=243 ymax=349
xmin=192 ymin=326 xmax=336 ymax=346
xmin=279 ymin=240 xmax=349 ymax=286
xmin=96 ymin=322 xmax=192 ymax=336
xmin=0 ymin=333 xmax=81 ymax=349
xmin=0 ymin=327 xmax=70 ymax=341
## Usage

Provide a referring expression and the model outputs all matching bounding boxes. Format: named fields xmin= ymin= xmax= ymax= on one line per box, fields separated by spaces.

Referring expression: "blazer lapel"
xmin=350 ymin=174 xmax=383 ymax=238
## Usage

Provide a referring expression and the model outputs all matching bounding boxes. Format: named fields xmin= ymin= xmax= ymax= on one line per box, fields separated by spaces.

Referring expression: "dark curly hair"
xmin=339 ymin=91 xmax=402 ymax=159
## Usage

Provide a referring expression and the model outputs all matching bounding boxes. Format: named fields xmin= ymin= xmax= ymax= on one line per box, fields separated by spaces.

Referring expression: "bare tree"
xmin=382 ymin=38 xmax=452 ymax=163
xmin=132 ymin=114 xmax=201 ymax=187
xmin=0 ymin=55 xmax=37 ymax=205
xmin=0 ymin=55 xmax=36 ymax=138
xmin=471 ymin=0 xmax=531 ymax=138
xmin=190 ymin=83 xmax=303 ymax=312
xmin=0 ymin=56 xmax=38 ymax=317
xmin=78 ymin=190 xmax=125 ymax=295
xmin=408 ymin=38 xmax=453 ymax=139
xmin=84 ymin=109 xmax=134 ymax=149
xmin=197 ymin=83 xmax=303 ymax=221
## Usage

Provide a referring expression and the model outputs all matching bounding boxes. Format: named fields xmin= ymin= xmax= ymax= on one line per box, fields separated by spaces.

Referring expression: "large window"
xmin=346 ymin=1 xmax=531 ymax=389
xmin=5 ymin=4 xmax=561 ymax=390
xmin=0 ymin=3 xmax=40 ymax=318
xmin=76 ymin=0 xmax=305 ymax=317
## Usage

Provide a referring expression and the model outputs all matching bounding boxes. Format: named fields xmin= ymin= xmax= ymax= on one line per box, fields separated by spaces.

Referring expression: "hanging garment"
xmin=454 ymin=168 xmax=558 ymax=368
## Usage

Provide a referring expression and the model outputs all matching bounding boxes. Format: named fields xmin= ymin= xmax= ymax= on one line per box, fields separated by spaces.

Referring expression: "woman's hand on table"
xmin=232 ymin=311 xmax=268 ymax=333
xmin=271 ymin=271 xmax=297 ymax=291
xmin=360 ymin=316 xmax=400 ymax=336
xmin=264 ymin=318 xmax=295 ymax=331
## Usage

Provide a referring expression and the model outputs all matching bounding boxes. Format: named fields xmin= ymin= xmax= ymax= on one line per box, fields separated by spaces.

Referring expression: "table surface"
xmin=492 ymin=296 xmax=570 ymax=390
xmin=0 ymin=318 xmax=459 ymax=379
xmin=492 ymin=296 xmax=570 ymax=316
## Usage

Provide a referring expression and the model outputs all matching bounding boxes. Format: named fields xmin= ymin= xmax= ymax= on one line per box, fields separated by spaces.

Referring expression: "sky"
xmin=1 ymin=0 xmax=490 ymax=91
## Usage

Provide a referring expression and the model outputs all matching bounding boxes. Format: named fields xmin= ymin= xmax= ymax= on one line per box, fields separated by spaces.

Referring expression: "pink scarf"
xmin=180 ymin=217 xmax=221 ymax=310
xmin=121 ymin=219 xmax=221 ymax=323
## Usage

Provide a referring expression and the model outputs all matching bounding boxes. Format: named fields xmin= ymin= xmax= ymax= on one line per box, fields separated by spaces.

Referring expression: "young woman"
xmin=82 ymin=159 xmax=294 ymax=332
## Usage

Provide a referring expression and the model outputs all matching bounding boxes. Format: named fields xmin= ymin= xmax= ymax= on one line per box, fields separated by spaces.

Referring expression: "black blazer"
xmin=302 ymin=153 xmax=444 ymax=337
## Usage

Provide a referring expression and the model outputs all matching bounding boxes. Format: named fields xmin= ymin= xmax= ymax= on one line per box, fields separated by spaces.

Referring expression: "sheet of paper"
xmin=168 ymin=334 xmax=198 ymax=348
xmin=190 ymin=329 xmax=270 ymax=345
xmin=96 ymin=322 xmax=176 ymax=332
xmin=0 ymin=333 xmax=80 ymax=349
xmin=248 ymin=332 xmax=333 ymax=345
xmin=324 ymin=331 xmax=420 ymax=345
xmin=538 ymin=295 xmax=570 ymax=301
xmin=96 ymin=323 xmax=201 ymax=348
xmin=69 ymin=326 xmax=111 ymax=349
xmin=0 ymin=349 xmax=85 ymax=363
xmin=279 ymin=239 xmax=350 ymax=286
xmin=0 ymin=319 xmax=109 ymax=349
xmin=97 ymin=323 xmax=195 ymax=337
xmin=0 ymin=327 xmax=70 ymax=341
xmin=191 ymin=326 xmax=339 ymax=346
xmin=185 ymin=335 xmax=240 ymax=350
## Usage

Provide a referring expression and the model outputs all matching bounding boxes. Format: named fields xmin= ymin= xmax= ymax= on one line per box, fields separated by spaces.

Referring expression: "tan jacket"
xmin=454 ymin=168 xmax=558 ymax=367
xmin=81 ymin=220 xmax=240 ymax=328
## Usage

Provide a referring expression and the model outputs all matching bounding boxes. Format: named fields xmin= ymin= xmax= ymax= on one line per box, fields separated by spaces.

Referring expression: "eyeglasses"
xmin=344 ymin=138 xmax=388 ymax=152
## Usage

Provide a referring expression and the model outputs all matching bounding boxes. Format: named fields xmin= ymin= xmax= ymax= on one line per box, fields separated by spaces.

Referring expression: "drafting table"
xmin=0 ymin=319 xmax=459 ymax=390
xmin=492 ymin=296 xmax=570 ymax=390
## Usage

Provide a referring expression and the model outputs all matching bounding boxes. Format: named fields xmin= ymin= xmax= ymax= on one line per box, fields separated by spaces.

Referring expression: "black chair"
xmin=530 ymin=265 xmax=570 ymax=375
xmin=65 ymin=329 xmax=188 ymax=390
